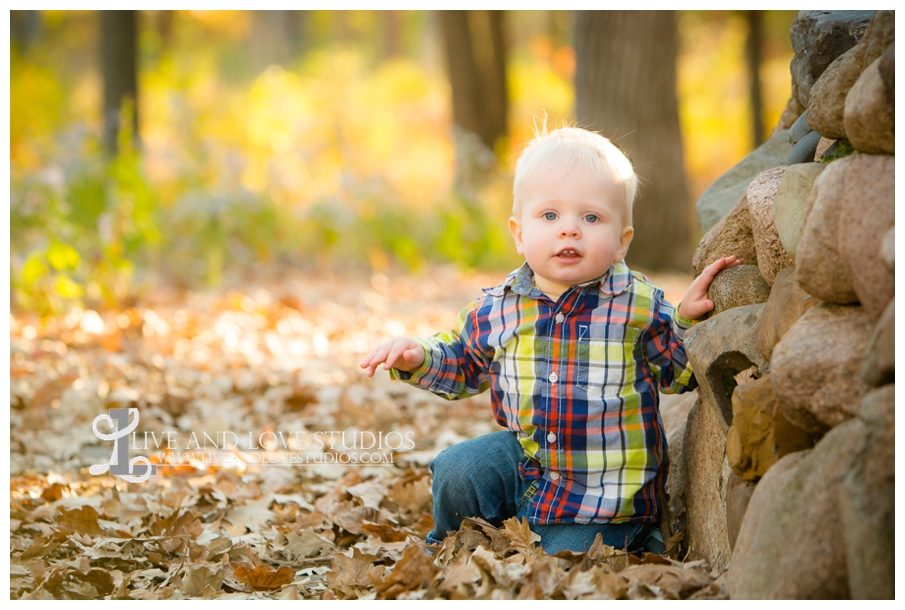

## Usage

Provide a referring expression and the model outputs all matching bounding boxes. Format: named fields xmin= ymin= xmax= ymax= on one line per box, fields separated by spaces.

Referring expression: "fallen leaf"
xmin=233 ymin=564 xmax=294 ymax=591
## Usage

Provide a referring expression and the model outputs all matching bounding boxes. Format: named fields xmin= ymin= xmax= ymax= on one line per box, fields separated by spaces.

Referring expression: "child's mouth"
xmin=555 ymin=249 xmax=581 ymax=261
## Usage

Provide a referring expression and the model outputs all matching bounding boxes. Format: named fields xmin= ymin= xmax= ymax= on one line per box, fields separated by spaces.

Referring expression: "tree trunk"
xmin=439 ymin=10 xmax=509 ymax=187
xmin=100 ymin=10 xmax=139 ymax=154
xmin=746 ymin=10 xmax=765 ymax=148
xmin=250 ymin=10 xmax=292 ymax=72
xmin=574 ymin=10 xmax=692 ymax=273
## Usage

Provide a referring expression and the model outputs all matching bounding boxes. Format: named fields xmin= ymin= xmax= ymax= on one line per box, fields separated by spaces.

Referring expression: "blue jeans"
xmin=427 ymin=431 xmax=652 ymax=555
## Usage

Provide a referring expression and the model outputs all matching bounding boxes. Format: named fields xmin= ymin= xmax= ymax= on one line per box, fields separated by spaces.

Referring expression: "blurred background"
xmin=10 ymin=10 xmax=798 ymax=315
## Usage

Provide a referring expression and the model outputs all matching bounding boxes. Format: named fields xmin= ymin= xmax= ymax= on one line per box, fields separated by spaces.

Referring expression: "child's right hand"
xmin=360 ymin=338 xmax=425 ymax=378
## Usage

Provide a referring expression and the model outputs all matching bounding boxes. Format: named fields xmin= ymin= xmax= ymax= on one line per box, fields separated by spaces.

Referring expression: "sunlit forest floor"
xmin=10 ymin=264 xmax=729 ymax=599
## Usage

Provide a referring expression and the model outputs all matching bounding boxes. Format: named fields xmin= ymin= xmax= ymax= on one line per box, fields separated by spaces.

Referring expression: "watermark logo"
xmin=90 ymin=407 xmax=157 ymax=483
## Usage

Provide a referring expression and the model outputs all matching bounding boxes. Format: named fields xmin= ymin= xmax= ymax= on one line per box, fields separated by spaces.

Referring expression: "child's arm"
xmin=359 ymin=299 xmax=492 ymax=400
xmin=644 ymin=256 xmax=741 ymax=394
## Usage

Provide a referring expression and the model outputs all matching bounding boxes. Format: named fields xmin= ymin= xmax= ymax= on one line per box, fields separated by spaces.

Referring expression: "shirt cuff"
xmin=674 ymin=307 xmax=697 ymax=330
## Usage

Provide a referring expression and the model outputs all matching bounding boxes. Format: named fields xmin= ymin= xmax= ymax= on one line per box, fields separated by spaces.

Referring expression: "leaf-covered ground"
xmin=9 ymin=265 xmax=724 ymax=599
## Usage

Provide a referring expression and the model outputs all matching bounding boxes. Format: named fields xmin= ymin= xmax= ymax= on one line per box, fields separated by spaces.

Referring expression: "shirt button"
xmin=555 ymin=313 xmax=565 ymax=324
xmin=547 ymin=432 xmax=556 ymax=443
xmin=549 ymin=372 xmax=558 ymax=383
xmin=550 ymin=472 xmax=561 ymax=481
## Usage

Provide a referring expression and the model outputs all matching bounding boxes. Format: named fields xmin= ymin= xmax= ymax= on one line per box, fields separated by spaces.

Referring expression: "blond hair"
xmin=512 ymin=125 xmax=638 ymax=226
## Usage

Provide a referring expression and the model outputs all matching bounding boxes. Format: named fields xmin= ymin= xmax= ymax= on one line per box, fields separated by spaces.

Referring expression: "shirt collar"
xmin=482 ymin=261 xmax=634 ymax=298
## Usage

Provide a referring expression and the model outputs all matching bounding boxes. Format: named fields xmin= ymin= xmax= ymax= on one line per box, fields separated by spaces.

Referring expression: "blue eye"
xmin=544 ymin=212 xmax=557 ymax=221
xmin=585 ymin=214 xmax=598 ymax=223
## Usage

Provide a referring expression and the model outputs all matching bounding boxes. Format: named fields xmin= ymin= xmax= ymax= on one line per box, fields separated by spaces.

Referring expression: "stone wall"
xmin=672 ymin=10 xmax=894 ymax=599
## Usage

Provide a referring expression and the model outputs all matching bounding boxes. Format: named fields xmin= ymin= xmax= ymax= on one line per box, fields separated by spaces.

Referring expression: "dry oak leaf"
xmin=55 ymin=505 xmax=105 ymax=536
xmin=500 ymin=516 xmax=541 ymax=549
xmin=180 ymin=564 xmax=226 ymax=597
xmin=327 ymin=547 xmax=380 ymax=592
xmin=371 ymin=544 xmax=439 ymax=599
xmin=282 ymin=528 xmax=334 ymax=560
xmin=618 ymin=564 xmax=712 ymax=600
xmin=232 ymin=564 xmax=295 ymax=591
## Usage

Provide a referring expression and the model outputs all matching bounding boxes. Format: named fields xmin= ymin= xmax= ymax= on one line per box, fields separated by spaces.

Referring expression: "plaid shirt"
xmin=393 ymin=261 xmax=696 ymax=525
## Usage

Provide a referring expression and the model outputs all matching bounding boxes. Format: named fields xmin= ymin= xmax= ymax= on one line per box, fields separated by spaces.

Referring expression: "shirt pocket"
xmin=575 ymin=323 xmax=626 ymax=400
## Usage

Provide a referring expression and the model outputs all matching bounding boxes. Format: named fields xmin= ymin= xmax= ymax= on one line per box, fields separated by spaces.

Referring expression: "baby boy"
xmin=361 ymin=127 xmax=738 ymax=555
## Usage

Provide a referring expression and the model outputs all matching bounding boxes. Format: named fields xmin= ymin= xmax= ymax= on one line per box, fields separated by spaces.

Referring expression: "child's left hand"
xmin=678 ymin=255 xmax=743 ymax=320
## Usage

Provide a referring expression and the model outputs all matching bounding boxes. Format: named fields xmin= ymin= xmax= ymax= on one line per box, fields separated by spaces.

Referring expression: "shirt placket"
xmin=543 ymin=289 xmax=579 ymax=481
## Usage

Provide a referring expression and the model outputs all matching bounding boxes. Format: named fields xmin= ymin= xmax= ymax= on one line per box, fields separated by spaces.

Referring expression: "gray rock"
xmin=787 ymin=130 xmax=822 ymax=164
xmin=660 ymin=390 xmax=697 ymax=543
xmin=682 ymin=398 xmax=731 ymax=574
xmin=795 ymin=156 xmax=858 ymax=303
xmin=725 ymin=419 xmax=864 ymax=599
xmin=838 ymin=154 xmax=895 ymax=319
xmin=684 ymin=304 xmax=767 ymax=431
xmin=860 ymin=299 xmax=894 ymax=387
xmin=771 ymin=302 xmax=873 ymax=433
xmin=695 ymin=130 xmax=793 ymax=234
xmin=692 ymin=195 xmax=757 ymax=275
xmin=790 ymin=10 xmax=874 ymax=108
xmin=757 ymin=267 xmax=818 ymax=362
xmin=706 ymin=265 xmax=771 ymax=319
xmin=747 ymin=167 xmax=794 ymax=285
xmin=807 ymin=10 xmax=895 ymax=139
xmin=772 ymin=163 xmax=826 ymax=258
xmin=845 ymin=53 xmax=895 ymax=154
xmin=788 ymin=110 xmax=813 ymax=145
xmin=841 ymin=385 xmax=894 ymax=599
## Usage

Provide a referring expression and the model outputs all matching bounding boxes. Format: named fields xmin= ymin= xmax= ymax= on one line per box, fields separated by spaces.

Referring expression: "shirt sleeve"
xmin=389 ymin=298 xmax=493 ymax=400
xmin=642 ymin=292 xmax=697 ymax=394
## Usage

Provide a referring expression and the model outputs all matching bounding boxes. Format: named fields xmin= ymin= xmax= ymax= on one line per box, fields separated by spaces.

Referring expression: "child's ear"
xmin=615 ymin=225 xmax=634 ymax=262
xmin=509 ymin=216 xmax=524 ymax=255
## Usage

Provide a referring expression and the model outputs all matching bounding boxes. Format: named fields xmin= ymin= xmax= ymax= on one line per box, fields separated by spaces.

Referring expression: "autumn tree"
xmin=439 ymin=10 xmax=509 ymax=186
xmin=574 ymin=11 xmax=692 ymax=272
xmin=745 ymin=10 xmax=765 ymax=147
xmin=100 ymin=10 xmax=139 ymax=154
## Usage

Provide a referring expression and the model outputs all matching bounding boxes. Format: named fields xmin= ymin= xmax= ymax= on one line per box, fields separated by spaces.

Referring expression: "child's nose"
xmin=559 ymin=221 xmax=580 ymax=237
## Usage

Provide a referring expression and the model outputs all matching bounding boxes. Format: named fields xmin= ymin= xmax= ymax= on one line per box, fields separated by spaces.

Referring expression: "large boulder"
xmin=860 ymin=299 xmax=894 ymax=387
xmin=659 ymin=391 xmax=698 ymax=543
xmin=695 ymin=130 xmax=793 ymax=234
xmin=795 ymin=155 xmax=858 ymax=303
xmin=771 ymin=163 xmax=826 ymax=259
xmin=725 ymin=375 xmax=816 ymax=483
xmin=845 ymin=51 xmax=895 ymax=154
xmin=682 ymin=398 xmax=731 ymax=574
xmin=724 ymin=418 xmax=864 ymax=599
xmin=757 ymin=267 xmax=818 ymax=362
xmin=841 ymin=386 xmax=895 ymax=599
xmin=692 ymin=195 xmax=757 ymax=275
xmin=790 ymin=10 xmax=874 ymax=109
xmin=725 ymin=471 xmax=756 ymax=551
xmin=771 ymin=303 xmax=873 ymax=434
xmin=746 ymin=166 xmax=794 ymax=286
xmin=705 ymin=265 xmax=771 ymax=318
xmin=838 ymin=154 xmax=895 ymax=319
xmin=806 ymin=11 xmax=895 ymax=139
xmin=683 ymin=304 xmax=767 ymax=431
